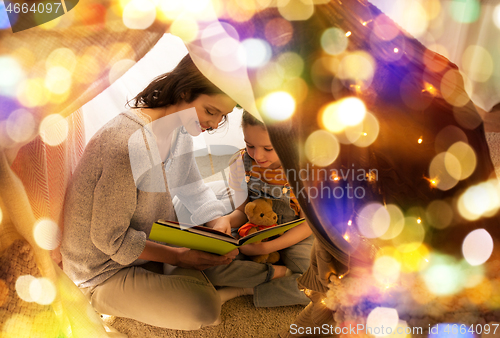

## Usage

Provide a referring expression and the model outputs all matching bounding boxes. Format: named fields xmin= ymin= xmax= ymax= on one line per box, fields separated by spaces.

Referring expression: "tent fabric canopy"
xmin=1 ymin=0 xmax=500 ymax=336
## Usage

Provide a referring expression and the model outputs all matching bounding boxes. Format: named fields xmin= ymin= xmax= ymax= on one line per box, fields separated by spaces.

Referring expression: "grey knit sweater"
xmin=61 ymin=111 xmax=226 ymax=287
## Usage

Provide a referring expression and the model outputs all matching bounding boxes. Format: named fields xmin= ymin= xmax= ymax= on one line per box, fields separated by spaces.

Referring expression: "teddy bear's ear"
xmin=265 ymin=198 xmax=273 ymax=207
xmin=245 ymin=202 xmax=256 ymax=217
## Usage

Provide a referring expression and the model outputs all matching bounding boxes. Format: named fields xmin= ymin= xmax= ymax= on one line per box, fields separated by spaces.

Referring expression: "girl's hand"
xmin=175 ymin=248 xmax=238 ymax=270
xmin=239 ymin=242 xmax=270 ymax=256
xmin=211 ymin=216 xmax=232 ymax=236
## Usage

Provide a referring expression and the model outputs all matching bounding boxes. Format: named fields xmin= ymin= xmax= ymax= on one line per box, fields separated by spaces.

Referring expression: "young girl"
xmin=204 ymin=110 xmax=313 ymax=307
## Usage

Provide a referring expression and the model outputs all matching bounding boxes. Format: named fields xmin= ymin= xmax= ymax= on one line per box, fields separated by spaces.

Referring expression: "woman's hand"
xmin=210 ymin=216 xmax=232 ymax=236
xmin=239 ymin=242 xmax=271 ymax=256
xmin=175 ymin=248 xmax=238 ymax=270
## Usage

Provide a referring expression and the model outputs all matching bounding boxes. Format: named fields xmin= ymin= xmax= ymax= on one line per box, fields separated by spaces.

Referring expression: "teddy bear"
xmin=238 ymin=198 xmax=280 ymax=264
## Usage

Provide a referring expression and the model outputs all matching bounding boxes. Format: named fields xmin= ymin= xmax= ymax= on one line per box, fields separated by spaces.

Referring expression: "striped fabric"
xmin=10 ymin=109 xmax=85 ymax=240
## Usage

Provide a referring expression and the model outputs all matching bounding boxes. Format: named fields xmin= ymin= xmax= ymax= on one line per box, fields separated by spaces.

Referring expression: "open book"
xmin=149 ymin=218 xmax=305 ymax=255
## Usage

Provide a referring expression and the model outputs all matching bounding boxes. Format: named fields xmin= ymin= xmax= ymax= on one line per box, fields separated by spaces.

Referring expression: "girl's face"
xmin=243 ymin=124 xmax=281 ymax=169
xmin=178 ymin=94 xmax=236 ymax=135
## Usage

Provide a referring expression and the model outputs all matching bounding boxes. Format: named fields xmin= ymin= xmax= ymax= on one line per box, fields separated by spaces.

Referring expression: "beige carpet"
xmin=106 ymin=296 xmax=304 ymax=338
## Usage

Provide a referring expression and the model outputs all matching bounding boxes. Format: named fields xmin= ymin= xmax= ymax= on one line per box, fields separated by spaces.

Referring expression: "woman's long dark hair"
xmin=130 ymin=54 xmax=225 ymax=109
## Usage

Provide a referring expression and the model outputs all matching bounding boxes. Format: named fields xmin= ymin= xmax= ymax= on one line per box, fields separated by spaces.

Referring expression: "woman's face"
xmin=178 ymin=94 xmax=236 ymax=136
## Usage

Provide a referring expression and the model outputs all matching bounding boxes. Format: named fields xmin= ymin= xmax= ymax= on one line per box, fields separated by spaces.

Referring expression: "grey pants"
xmin=82 ymin=264 xmax=220 ymax=330
xmin=175 ymin=180 xmax=313 ymax=307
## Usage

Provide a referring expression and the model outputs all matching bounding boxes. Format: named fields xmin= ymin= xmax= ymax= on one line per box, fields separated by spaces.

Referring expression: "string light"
xmin=348 ymin=220 xmax=352 ymax=226
xmin=417 ymin=218 xmax=422 ymax=224
xmin=418 ymin=137 xmax=423 ymax=144
xmin=394 ymin=48 xmax=399 ymax=53
xmin=425 ymin=177 xmax=438 ymax=188
xmin=345 ymin=31 xmax=352 ymax=37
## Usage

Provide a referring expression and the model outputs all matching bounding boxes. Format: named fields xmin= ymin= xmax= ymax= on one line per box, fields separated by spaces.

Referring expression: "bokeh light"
xmin=282 ymin=77 xmax=308 ymax=105
xmin=304 ymin=130 xmax=340 ymax=167
xmin=321 ymin=97 xmax=367 ymax=133
xmin=400 ymin=244 xmax=430 ymax=273
xmin=158 ymin=0 xmax=183 ymax=21
xmin=458 ymin=180 xmax=500 ymax=221
xmin=17 ymin=78 xmax=49 ymax=108
xmin=392 ymin=217 xmax=425 ymax=253
xmin=366 ymin=307 xmax=399 ymax=337
xmin=422 ymin=255 xmax=463 ymax=295
xmin=379 ymin=204 xmax=405 ymax=240
xmin=45 ymin=66 xmax=72 ymax=95
xmin=277 ymin=0 xmax=314 ymax=21
xmin=461 ymin=45 xmax=494 ymax=83
xmin=256 ymin=62 xmax=285 ymax=90
xmin=450 ymin=0 xmax=481 ymax=23
xmin=74 ymin=51 xmax=101 ymax=84
xmin=353 ymin=112 xmax=380 ymax=148
xmin=494 ymin=4 xmax=500 ymax=29
xmin=338 ymin=51 xmax=376 ymax=89
xmin=277 ymin=52 xmax=304 ymax=79
xmin=226 ymin=0 xmax=257 ymax=22
xmin=15 ymin=275 xmax=36 ymax=302
xmin=33 ymin=219 xmax=62 ymax=251
xmin=265 ymin=17 xmax=293 ymax=46
xmin=435 ymin=125 xmax=468 ymax=153
xmin=46 ymin=48 xmax=77 ymax=73
xmin=320 ymin=28 xmax=348 ymax=56
xmin=240 ymin=38 xmax=272 ymax=68
xmin=422 ymin=0 xmax=442 ymax=20
xmin=123 ymin=0 xmax=156 ymax=29
xmin=398 ymin=1 xmax=429 ymax=38
xmin=170 ymin=16 xmax=199 ymax=43
xmin=440 ymin=69 xmax=470 ymax=108
xmin=0 ymin=56 xmax=24 ymax=96
xmin=461 ymin=260 xmax=484 ymax=288
xmin=429 ymin=152 xmax=459 ymax=191
xmin=210 ymin=37 xmax=245 ymax=72
xmin=6 ymin=109 xmax=36 ymax=144
xmin=445 ymin=141 xmax=476 ymax=180
xmin=462 ymin=229 xmax=493 ymax=266
xmin=426 ymin=200 xmax=453 ymax=229
xmin=2 ymin=314 xmax=33 ymax=338
xmin=260 ymin=91 xmax=295 ymax=121
xmin=0 ymin=2 xmax=15 ymax=29
xmin=373 ymin=14 xmax=399 ymax=41
xmin=201 ymin=22 xmax=240 ymax=53
xmin=357 ymin=203 xmax=390 ymax=239
xmin=109 ymin=59 xmax=136 ymax=83
xmin=29 ymin=277 xmax=56 ymax=305
xmin=39 ymin=114 xmax=69 ymax=146
xmin=373 ymin=255 xmax=401 ymax=285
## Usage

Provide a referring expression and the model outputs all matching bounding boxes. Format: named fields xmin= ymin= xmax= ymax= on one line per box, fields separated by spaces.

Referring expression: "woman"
xmin=60 ymin=54 xmax=238 ymax=330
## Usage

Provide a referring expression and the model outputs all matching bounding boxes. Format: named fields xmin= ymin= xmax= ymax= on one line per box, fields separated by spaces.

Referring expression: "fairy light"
xmin=345 ymin=31 xmax=352 ymax=37
xmin=394 ymin=48 xmax=399 ymax=53
xmin=425 ymin=177 xmax=438 ymax=188
xmin=417 ymin=218 xmax=422 ymax=224
xmin=344 ymin=234 xmax=350 ymax=241
xmin=348 ymin=220 xmax=352 ymax=226
xmin=418 ymin=137 xmax=423 ymax=144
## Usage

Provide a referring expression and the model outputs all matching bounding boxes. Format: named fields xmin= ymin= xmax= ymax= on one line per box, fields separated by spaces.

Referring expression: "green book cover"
xmin=149 ymin=218 xmax=306 ymax=255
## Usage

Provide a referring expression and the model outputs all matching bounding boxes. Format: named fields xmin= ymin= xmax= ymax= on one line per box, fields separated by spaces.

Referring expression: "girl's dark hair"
xmin=241 ymin=110 xmax=266 ymax=129
xmin=130 ymin=54 xmax=224 ymax=109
